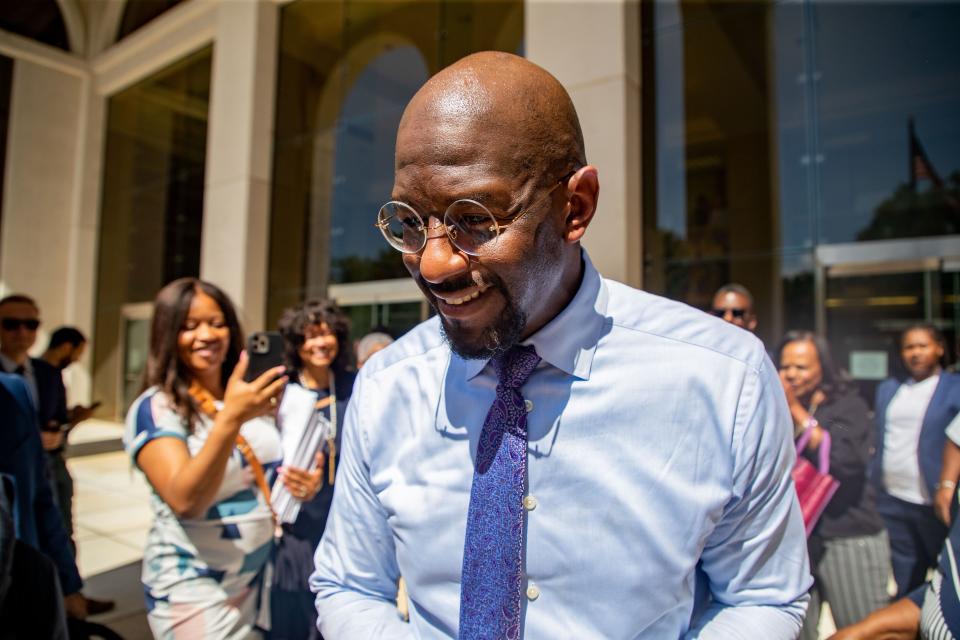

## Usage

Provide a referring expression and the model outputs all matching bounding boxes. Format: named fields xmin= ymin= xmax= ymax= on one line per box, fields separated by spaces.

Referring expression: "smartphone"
xmin=245 ymin=331 xmax=285 ymax=382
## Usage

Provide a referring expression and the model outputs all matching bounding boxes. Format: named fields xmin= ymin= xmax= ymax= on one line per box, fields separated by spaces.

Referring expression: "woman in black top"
xmin=777 ymin=331 xmax=890 ymax=639
xmin=272 ymin=300 xmax=356 ymax=640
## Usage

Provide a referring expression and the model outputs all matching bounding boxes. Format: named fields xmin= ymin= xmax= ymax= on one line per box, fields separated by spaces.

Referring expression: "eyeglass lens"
xmin=378 ymin=202 xmax=424 ymax=253
xmin=445 ymin=200 xmax=499 ymax=254
xmin=378 ymin=200 xmax=502 ymax=256
xmin=1 ymin=318 xmax=40 ymax=331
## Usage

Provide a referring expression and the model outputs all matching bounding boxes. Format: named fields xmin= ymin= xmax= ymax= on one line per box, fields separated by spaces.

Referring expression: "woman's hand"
xmin=280 ymin=451 xmax=326 ymax=501
xmin=220 ymin=352 xmax=287 ymax=426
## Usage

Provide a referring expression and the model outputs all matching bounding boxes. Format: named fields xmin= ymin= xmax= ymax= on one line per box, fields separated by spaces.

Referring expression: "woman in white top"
xmin=872 ymin=323 xmax=960 ymax=598
xmin=125 ymin=278 xmax=295 ymax=639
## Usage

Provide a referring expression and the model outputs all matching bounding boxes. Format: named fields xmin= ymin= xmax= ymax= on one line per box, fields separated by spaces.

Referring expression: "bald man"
xmin=311 ymin=52 xmax=810 ymax=639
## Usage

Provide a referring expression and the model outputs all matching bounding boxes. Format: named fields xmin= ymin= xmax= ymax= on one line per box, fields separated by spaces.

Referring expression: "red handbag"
xmin=792 ymin=427 xmax=840 ymax=537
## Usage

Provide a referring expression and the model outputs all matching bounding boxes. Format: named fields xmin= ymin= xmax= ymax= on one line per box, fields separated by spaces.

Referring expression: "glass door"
xmin=119 ymin=302 xmax=153 ymax=418
xmin=818 ymin=237 xmax=960 ymax=406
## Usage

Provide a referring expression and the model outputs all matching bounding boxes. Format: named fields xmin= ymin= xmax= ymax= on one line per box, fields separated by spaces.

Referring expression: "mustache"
xmin=418 ymin=273 xmax=500 ymax=296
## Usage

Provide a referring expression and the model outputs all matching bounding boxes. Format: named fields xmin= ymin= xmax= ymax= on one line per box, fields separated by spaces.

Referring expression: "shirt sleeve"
xmin=54 ymin=372 xmax=68 ymax=426
xmin=126 ymin=392 xmax=188 ymax=465
xmin=686 ymin=351 xmax=812 ymax=639
xmin=28 ymin=398 xmax=83 ymax=594
xmin=310 ymin=373 xmax=414 ymax=639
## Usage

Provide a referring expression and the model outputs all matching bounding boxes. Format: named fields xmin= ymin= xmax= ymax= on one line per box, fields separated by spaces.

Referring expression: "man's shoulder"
xmin=360 ymin=316 xmax=447 ymax=376
xmin=601 ymin=278 xmax=768 ymax=370
xmin=30 ymin=357 xmax=62 ymax=387
xmin=941 ymin=371 xmax=960 ymax=388
xmin=877 ymin=377 xmax=901 ymax=392
xmin=0 ymin=374 xmax=34 ymax=444
xmin=0 ymin=372 xmax=30 ymax=407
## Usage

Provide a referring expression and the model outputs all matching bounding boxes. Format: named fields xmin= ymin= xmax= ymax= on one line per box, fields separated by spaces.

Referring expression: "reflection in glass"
xmin=267 ymin=0 xmax=523 ymax=326
xmin=93 ymin=47 xmax=212 ymax=419
xmin=642 ymin=1 xmax=960 ymax=352
xmin=642 ymin=0 xmax=785 ymax=345
xmin=343 ymin=301 xmax=425 ymax=350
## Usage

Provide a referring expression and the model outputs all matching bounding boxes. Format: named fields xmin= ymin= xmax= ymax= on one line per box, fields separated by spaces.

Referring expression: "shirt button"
xmin=524 ymin=399 xmax=534 ymax=413
xmin=523 ymin=495 xmax=538 ymax=511
xmin=526 ymin=582 xmax=540 ymax=601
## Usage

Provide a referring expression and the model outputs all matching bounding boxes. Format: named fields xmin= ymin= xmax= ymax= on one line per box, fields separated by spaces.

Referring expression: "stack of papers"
xmin=271 ymin=383 xmax=332 ymax=523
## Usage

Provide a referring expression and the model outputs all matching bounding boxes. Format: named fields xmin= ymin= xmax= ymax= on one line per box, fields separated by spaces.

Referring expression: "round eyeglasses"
xmin=375 ymin=172 xmax=574 ymax=256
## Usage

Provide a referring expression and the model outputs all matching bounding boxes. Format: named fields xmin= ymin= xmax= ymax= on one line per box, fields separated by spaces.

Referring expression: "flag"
xmin=909 ymin=117 xmax=944 ymax=190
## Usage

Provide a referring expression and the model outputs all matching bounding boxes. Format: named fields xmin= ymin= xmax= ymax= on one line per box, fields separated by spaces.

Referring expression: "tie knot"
xmin=492 ymin=345 xmax=540 ymax=389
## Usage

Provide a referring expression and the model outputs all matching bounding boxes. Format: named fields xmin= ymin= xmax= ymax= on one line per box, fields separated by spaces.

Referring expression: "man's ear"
xmin=563 ymin=166 xmax=598 ymax=244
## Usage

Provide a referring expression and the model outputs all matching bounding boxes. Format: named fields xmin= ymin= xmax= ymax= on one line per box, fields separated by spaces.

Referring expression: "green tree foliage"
xmin=858 ymin=171 xmax=960 ymax=241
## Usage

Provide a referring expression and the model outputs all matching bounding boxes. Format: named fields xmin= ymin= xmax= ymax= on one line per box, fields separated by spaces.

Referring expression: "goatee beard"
xmin=424 ymin=277 xmax=526 ymax=360
xmin=439 ymin=296 xmax=526 ymax=360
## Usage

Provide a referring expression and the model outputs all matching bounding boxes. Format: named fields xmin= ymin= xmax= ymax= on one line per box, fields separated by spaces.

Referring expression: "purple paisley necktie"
xmin=459 ymin=344 xmax=541 ymax=640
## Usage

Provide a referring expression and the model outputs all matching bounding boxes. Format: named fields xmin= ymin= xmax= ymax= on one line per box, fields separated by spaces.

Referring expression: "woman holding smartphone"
xmin=125 ymin=278 xmax=297 ymax=638
xmin=273 ymin=299 xmax=356 ymax=640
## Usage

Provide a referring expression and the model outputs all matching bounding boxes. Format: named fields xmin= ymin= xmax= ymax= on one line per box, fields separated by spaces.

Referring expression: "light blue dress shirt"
xmin=312 ymin=252 xmax=812 ymax=639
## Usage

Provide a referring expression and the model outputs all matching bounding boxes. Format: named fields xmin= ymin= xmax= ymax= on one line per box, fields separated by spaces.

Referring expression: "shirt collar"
xmin=463 ymin=250 xmax=608 ymax=381
xmin=0 ymin=352 xmax=30 ymax=374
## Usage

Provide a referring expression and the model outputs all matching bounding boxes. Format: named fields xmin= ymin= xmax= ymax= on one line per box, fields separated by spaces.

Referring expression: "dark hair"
xmin=143 ymin=278 xmax=244 ymax=429
xmin=47 ymin=326 xmax=86 ymax=350
xmin=901 ymin=322 xmax=945 ymax=349
xmin=776 ymin=330 xmax=850 ymax=396
xmin=0 ymin=294 xmax=38 ymax=312
xmin=277 ymin=299 xmax=351 ymax=375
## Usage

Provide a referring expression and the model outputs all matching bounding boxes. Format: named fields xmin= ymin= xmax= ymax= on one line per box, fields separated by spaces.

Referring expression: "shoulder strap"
xmin=235 ymin=433 xmax=278 ymax=527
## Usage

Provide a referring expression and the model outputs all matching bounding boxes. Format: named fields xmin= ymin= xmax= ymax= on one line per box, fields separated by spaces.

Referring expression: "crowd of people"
xmin=711 ymin=283 xmax=960 ymax=639
xmin=1 ymin=50 xmax=959 ymax=640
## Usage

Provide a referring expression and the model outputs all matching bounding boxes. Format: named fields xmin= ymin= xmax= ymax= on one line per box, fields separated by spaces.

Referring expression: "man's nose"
xmin=722 ymin=310 xmax=735 ymax=321
xmin=417 ymin=221 xmax=469 ymax=285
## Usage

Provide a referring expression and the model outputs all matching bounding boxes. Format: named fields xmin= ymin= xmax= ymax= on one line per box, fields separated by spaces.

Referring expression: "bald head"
xmin=396 ymin=52 xmax=585 ymax=180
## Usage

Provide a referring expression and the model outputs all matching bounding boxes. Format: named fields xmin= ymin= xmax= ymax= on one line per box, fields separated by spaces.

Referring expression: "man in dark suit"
xmin=0 ymin=371 xmax=85 ymax=627
xmin=0 ymin=296 xmax=71 ymax=529
xmin=0 ymin=294 xmax=113 ymax=615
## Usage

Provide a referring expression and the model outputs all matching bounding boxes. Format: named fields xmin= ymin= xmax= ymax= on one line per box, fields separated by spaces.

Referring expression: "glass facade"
xmin=642 ymin=1 xmax=960 ymax=402
xmin=268 ymin=0 xmax=523 ymax=340
xmin=93 ymin=47 xmax=213 ymax=418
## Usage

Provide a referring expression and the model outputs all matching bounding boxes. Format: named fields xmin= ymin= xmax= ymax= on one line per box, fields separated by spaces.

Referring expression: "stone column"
xmin=200 ymin=0 xmax=278 ymax=330
xmin=525 ymin=0 xmax=643 ymax=287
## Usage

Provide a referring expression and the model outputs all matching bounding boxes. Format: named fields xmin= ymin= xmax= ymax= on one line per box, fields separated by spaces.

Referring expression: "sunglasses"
xmin=711 ymin=308 xmax=747 ymax=319
xmin=1 ymin=317 xmax=40 ymax=331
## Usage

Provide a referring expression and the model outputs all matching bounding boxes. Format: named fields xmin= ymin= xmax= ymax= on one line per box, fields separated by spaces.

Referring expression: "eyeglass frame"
xmin=0 ymin=317 xmax=41 ymax=331
xmin=375 ymin=170 xmax=577 ymax=256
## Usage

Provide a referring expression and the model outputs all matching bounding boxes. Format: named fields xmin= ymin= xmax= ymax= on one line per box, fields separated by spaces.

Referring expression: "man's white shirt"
xmin=312 ymin=251 xmax=811 ymax=639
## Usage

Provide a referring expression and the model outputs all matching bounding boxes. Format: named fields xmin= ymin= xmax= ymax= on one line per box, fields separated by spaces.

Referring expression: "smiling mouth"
xmin=193 ymin=346 xmax=220 ymax=356
xmin=434 ymin=284 xmax=492 ymax=307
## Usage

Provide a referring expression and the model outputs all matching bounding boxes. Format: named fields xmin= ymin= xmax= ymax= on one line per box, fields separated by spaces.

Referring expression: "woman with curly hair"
xmin=272 ymin=299 xmax=357 ymax=640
